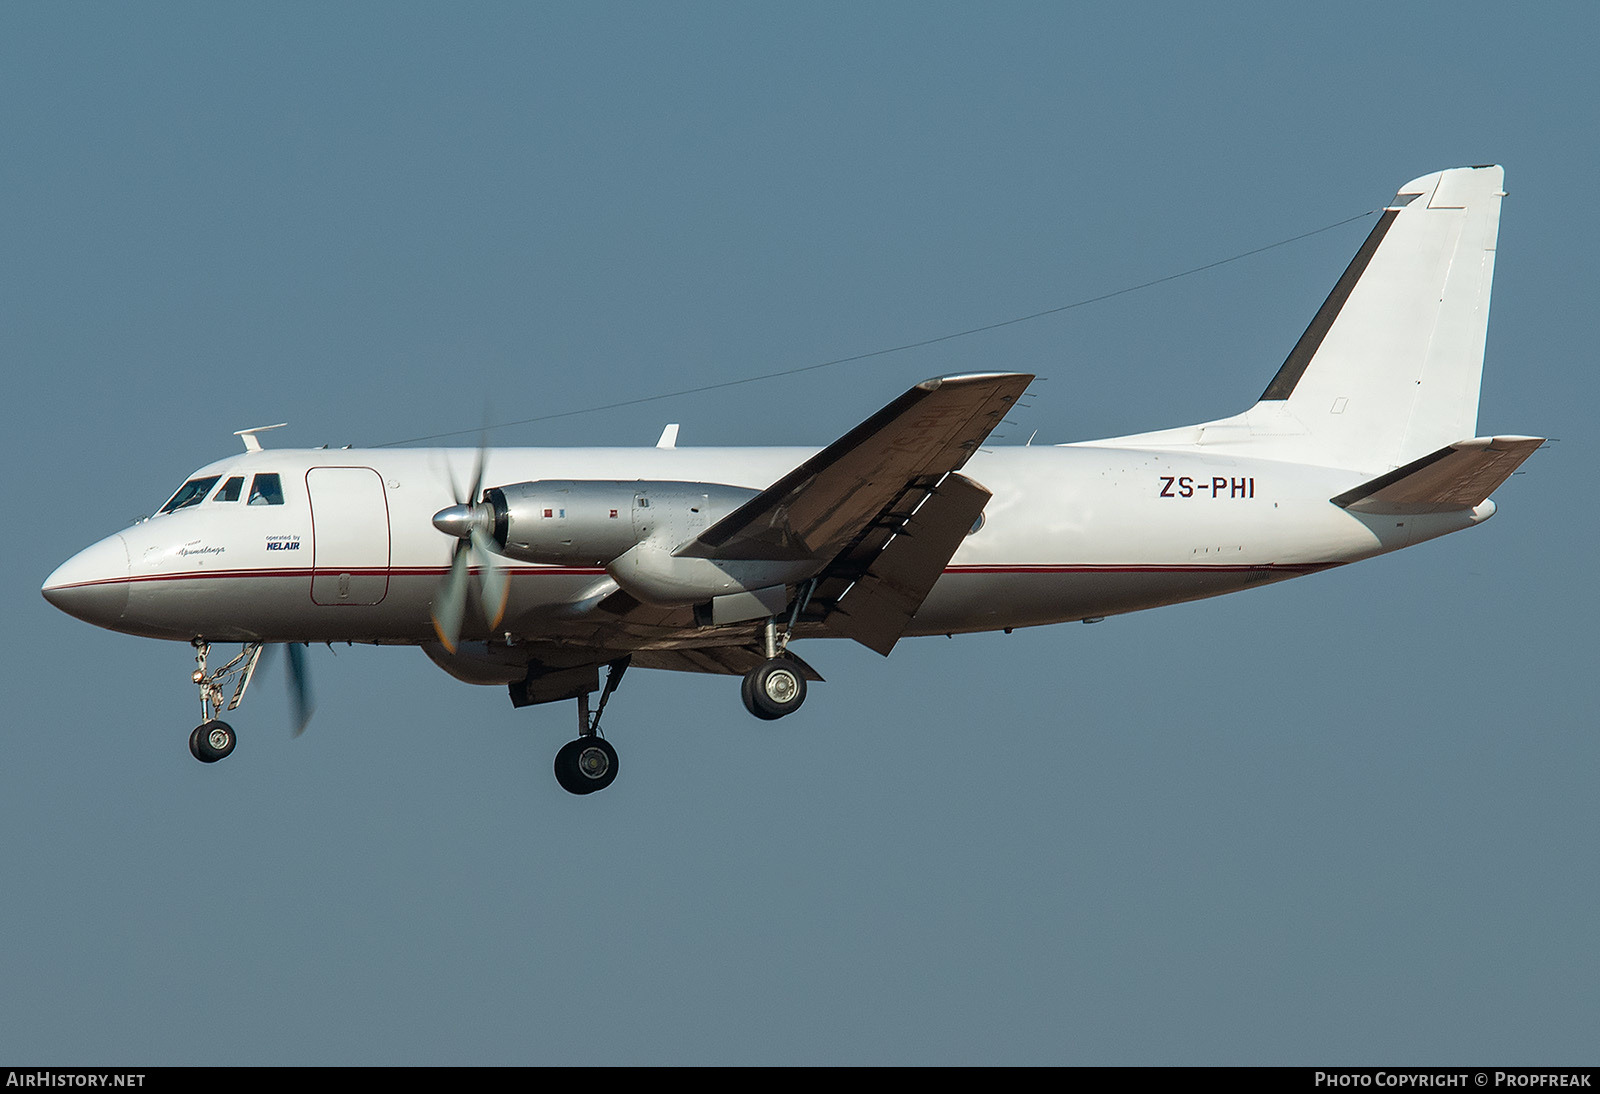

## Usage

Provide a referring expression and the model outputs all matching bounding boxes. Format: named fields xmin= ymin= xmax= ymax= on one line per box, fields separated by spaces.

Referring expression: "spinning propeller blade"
xmin=285 ymin=642 xmax=315 ymax=737
xmin=432 ymin=541 xmax=471 ymax=652
xmin=472 ymin=526 xmax=511 ymax=631
xmin=429 ymin=441 xmax=510 ymax=652
xmin=258 ymin=643 xmax=317 ymax=737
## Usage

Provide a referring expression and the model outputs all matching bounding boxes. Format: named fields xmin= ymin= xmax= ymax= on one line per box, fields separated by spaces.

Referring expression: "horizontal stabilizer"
xmin=1332 ymin=436 xmax=1543 ymax=513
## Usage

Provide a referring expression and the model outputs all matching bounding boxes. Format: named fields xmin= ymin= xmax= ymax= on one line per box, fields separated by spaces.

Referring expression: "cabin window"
xmin=214 ymin=476 xmax=245 ymax=502
xmin=248 ymin=473 xmax=285 ymax=506
xmin=158 ymin=476 xmax=221 ymax=514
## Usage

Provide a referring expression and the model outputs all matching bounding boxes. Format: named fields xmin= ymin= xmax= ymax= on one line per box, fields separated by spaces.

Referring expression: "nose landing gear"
xmin=182 ymin=639 xmax=316 ymax=764
xmin=185 ymin=640 xmax=261 ymax=764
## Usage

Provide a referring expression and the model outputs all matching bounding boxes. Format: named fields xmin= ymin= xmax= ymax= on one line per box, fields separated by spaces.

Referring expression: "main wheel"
xmin=554 ymin=736 xmax=618 ymax=795
xmin=741 ymin=658 xmax=807 ymax=720
xmin=190 ymin=720 xmax=236 ymax=763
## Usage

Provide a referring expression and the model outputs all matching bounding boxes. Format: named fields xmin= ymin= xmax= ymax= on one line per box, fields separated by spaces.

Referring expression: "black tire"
xmin=554 ymin=736 xmax=618 ymax=795
xmin=191 ymin=720 xmax=236 ymax=763
xmin=740 ymin=670 xmax=782 ymax=721
xmin=742 ymin=658 xmax=806 ymax=720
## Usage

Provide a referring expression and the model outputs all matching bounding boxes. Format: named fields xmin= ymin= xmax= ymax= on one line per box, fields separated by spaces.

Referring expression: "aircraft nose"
xmin=42 ymin=533 xmax=131 ymax=629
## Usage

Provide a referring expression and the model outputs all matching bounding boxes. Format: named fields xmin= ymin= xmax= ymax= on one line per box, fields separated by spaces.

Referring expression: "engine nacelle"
xmin=421 ymin=640 xmax=533 ymax=686
xmin=488 ymin=480 xmax=759 ymax=567
xmin=606 ymin=541 xmax=815 ymax=608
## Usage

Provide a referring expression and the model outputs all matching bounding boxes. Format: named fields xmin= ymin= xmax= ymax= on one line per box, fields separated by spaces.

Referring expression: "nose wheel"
xmin=189 ymin=720 xmax=236 ymax=763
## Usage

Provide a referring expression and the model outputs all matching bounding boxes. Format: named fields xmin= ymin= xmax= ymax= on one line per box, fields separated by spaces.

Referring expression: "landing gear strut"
xmin=554 ymin=657 xmax=627 ymax=795
xmin=740 ymin=616 xmax=808 ymax=721
xmin=186 ymin=640 xmax=261 ymax=764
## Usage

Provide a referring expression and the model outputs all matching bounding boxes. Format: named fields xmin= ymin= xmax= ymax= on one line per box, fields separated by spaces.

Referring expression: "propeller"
xmin=285 ymin=642 xmax=315 ymax=737
xmin=430 ymin=445 xmax=510 ymax=653
xmin=258 ymin=642 xmax=316 ymax=737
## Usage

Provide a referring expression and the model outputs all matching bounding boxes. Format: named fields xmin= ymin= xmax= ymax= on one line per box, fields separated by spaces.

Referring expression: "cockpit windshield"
xmin=157 ymin=471 xmax=289 ymax=515
xmin=158 ymin=476 xmax=221 ymax=514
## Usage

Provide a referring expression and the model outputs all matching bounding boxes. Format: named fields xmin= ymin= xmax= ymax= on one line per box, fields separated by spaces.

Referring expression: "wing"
xmin=679 ymin=372 xmax=1032 ymax=563
xmin=580 ymin=372 xmax=1031 ymax=655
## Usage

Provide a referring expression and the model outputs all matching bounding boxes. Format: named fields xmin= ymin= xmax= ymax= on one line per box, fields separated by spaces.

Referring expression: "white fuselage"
xmin=42 ymin=440 xmax=1492 ymax=654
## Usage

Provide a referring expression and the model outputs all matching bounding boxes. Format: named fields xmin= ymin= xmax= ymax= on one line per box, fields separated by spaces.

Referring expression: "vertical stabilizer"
xmin=1253 ymin=165 xmax=1504 ymax=470
xmin=1088 ymin=166 xmax=1507 ymax=474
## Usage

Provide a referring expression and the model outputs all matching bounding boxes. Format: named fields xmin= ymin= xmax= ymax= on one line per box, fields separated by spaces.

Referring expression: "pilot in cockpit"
xmin=247 ymin=473 xmax=284 ymax=506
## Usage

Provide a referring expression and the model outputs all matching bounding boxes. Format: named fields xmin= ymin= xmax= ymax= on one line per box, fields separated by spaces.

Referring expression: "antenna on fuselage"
xmin=233 ymin=423 xmax=289 ymax=452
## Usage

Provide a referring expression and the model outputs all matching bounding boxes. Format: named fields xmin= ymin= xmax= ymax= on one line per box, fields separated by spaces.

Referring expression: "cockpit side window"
xmin=158 ymin=476 xmax=222 ymax=514
xmin=248 ymin=473 xmax=285 ymax=506
xmin=214 ymin=476 xmax=245 ymax=502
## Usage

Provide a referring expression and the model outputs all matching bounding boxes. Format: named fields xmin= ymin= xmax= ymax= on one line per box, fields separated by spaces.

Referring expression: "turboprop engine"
xmin=433 ymin=480 xmax=813 ymax=617
xmin=486 ymin=480 xmax=759 ymax=566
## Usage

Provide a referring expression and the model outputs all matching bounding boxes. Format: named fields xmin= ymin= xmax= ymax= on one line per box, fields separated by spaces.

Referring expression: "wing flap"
xmin=813 ymin=472 xmax=990 ymax=655
xmin=629 ymin=645 xmax=824 ymax=681
xmin=681 ymin=372 xmax=1032 ymax=563
xmin=1332 ymin=435 xmax=1544 ymax=513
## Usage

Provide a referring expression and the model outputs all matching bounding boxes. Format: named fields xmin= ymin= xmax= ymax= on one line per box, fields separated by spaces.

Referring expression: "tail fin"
xmin=1094 ymin=166 xmax=1506 ymax=474
xmin=1254 ymin=164 xmax=1504 ymax=470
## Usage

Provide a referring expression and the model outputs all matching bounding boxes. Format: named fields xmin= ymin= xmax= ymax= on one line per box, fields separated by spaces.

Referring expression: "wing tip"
xmin=919 ymin=371 xmax=1035 ymax=387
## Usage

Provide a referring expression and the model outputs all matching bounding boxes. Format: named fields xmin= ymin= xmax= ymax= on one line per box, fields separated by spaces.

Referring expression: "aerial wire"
xmin=376 ymin=208 xmax=1377 ymax=448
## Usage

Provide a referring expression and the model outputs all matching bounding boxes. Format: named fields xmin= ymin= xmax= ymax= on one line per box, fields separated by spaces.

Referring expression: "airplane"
xmin=42 ymin=165 xmax=1541 ymax=795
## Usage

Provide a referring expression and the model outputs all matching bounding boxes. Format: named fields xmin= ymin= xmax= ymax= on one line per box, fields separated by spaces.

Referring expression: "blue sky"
xmin=3 ymin=3 xmax=1595 ymax=1064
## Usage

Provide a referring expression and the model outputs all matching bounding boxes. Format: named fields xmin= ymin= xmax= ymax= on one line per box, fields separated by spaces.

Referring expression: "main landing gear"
xmin=740 ymin=616 xmax=808 ymax=721
xmin=549 ymin=615 xmax=812 ymax=796
xmin=553 ymin=659 xmax=626 ymax=796
xmin=186 ymin=640 xmax=261 ymax=764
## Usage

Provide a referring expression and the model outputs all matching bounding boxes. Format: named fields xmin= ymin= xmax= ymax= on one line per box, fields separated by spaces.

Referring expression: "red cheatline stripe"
xmin=945 ymin=563 xmax=1334 ymax=575
xmin=47 ymin=561 xmax=1335 ymax=591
